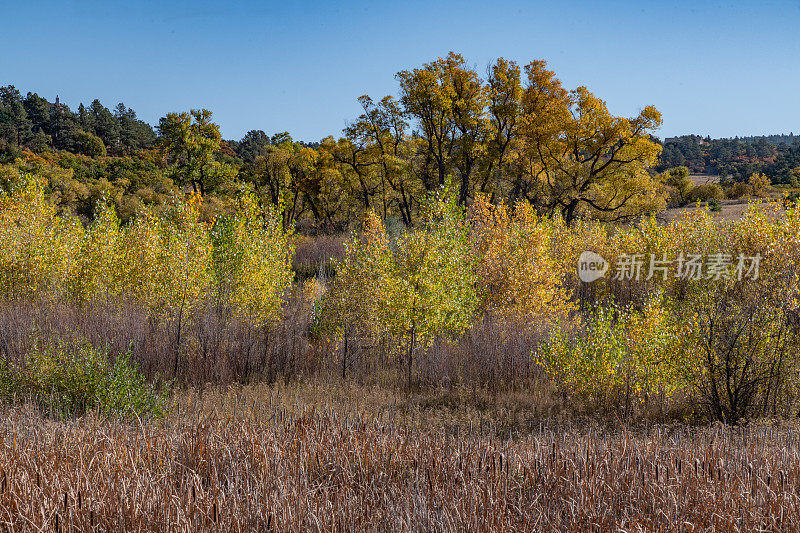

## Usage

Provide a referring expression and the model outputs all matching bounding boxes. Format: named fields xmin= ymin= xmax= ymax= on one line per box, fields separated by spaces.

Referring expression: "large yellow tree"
xmin=518 ymin=61 xmax=665 ymax=223
xmin=397 ymin=52 xmax=488 ymax=205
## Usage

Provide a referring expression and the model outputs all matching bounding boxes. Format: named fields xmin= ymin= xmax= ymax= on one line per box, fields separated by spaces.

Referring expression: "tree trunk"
xmin=173 ymin=300 xmax=185 ymax=379
xmin=407 ymin=328 xmax=416 ymax=391
xmin=342 ymin=326 xmax=348 ymax=380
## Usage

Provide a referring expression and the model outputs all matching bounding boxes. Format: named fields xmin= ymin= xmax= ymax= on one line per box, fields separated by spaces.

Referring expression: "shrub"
xmin=0 ymin=175 xmax=82 ymax=301
xmin=676 ymin=272 xmax=800 ymax=422
xmin=726 ymin=181 xmax=751 ymax=199
xmin=0 ymin=341 xmax=170 ymax=418
xmin=321 ymin=210 xmax=393 ymax=379
xmin=686 ymin=183 xmax=724 ymax=203
xmin=292 ymin=234 xmax=344 ymax=281
xmin=73 ymin=130 xmax=107 ymax=158
xmin=663 ymin=166 xmax=693 ymax=205
xmin=536 ymin=298 xmax=683 ymax=414
xmin=748 ymin=172 xmax=771 ymax=197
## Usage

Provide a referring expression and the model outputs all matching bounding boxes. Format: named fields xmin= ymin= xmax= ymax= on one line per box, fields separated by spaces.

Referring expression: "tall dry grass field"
xmin=0 ymin=383 xmax=799 ymax=531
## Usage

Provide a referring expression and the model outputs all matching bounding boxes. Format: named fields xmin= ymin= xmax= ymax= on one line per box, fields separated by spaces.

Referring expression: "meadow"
xmin=2 ymin=383 xmax=800 ymax=531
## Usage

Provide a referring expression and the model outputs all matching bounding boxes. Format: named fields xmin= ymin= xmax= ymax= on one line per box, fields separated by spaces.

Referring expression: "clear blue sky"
xmin=1 ymin=0 xmax=798 ymax=142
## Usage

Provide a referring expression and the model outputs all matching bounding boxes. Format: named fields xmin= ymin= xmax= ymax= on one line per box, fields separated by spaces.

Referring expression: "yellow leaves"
xmin=361 ymin=210 xmax=388 ymax=248
xmin=326 ymin=192 xmax=478 ymax=365
xmin=515 ymin=60 xmax=664 ymax=222
xmin=212 ymin=192 xmax=295 ymax=327
xmin=186 ymin=190 xmax=203 ymax=209
xmin=0 ymin=176 xmax=82 ymax=301
xmin=635 ymin=105 xmax=663 ymax=131
xmin=68 ymin=201 xmax=121 ymax=305
xmin=470 ymin=195 xmax=573 ymax=325
xmin=0 ymin=177 xmax=295 ymax=332
xmin=538 ymin=297 xmax=683 ymax=408
xmin=748 ymin=172 xmax=771 ymax=197
xmin=324 ymin=209 xmax=393 ymax=341
xmin=141 ymin=196 xmax=214 ymax=318
xmin=302 ymin=278 xmax=326 ymax=310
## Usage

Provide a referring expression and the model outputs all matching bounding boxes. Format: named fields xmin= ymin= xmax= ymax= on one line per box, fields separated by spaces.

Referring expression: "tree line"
xmin=0 ymin=86 xmax=157 ymax=156
xmin=0 ymin=52 xmax=672 ymax=229
xmin=6 ymin=53 xmax=796 ymax=231
xmin=659 ymin=135 xmax=800 ymax=184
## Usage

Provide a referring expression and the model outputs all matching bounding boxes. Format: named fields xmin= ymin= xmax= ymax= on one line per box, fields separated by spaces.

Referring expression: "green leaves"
xmin=325 ymin=186 xmax=478 ymax=385
xmin=0 ymin=341 xmax=170 ymax=419
xmin=537 ymin=298 xmax=683 ymax=411
xmin=158 ymin=109 xmax=235 ymax=196
xmin=392 ymin=185 xmax=478 ymax=345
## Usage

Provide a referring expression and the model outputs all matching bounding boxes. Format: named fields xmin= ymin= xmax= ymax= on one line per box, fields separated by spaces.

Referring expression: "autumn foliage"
xmin=320 ymin=188 xmax=800 ymax=420
xmin=3 ymin=167 xmax=800 ymax=422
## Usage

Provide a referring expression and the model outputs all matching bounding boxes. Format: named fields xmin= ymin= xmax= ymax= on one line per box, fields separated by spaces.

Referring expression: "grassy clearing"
xmin=0 ymin=381 xmax=798 ymax=531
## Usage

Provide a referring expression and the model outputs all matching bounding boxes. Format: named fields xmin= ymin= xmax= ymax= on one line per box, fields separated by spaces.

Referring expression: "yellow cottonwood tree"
xmin=748 ymin=172 xmax=771 ymax=197
xmin=68 ymin=201 xmax=121 ymax=305
xmin=397 ymin=52 xmax=488 ymax=204
xmin=0 ymin=176 xmax=82 ymax=301
xmin=469 ymin=195 xmax=573 ymax=325
xmin=323 ymin=210 xmax=393 ymax=378
xmin=387 ymin=187 xmax=478 ymax=387
xmin=518 ymin=61 xmax=665 ymax=222
xmin=117 ymin=193 xmax=212 ymax=376
xmin=326 ymin=187 xmax=478 ymax=387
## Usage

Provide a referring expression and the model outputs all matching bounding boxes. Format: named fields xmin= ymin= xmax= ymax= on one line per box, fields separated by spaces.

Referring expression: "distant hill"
xmin=658 ymin=134 xmax=800 ymax=183
xmin=734 ymin=134 xmax=798 ymax=145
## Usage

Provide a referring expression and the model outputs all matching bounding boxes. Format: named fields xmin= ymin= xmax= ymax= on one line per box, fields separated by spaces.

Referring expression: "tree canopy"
xmin=0 ymin=52 xmax=711 ymax=228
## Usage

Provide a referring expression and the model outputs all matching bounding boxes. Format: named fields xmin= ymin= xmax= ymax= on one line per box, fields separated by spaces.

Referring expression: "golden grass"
xmin=1 ymin=381 xmax=799 ymax=531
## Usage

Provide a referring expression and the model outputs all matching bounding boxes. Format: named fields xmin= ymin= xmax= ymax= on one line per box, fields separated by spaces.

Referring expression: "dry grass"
xmin=293 ymin=234 xmax=346 ymax=280
xmin=687 ymin=174 xmax=721 ymax=186
xmin=660 ymin=199 xmax=751 ymax=222
xmin=1 ymin=382 xmax=799 ymax=531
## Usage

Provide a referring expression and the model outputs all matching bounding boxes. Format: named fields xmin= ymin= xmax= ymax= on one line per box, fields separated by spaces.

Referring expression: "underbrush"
xmin=0 ymin=341 xmax=169 ymax=418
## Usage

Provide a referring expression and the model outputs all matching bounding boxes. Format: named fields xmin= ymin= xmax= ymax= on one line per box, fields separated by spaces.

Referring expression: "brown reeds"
xmin=0 ymin=383 xmax=798 ymax=531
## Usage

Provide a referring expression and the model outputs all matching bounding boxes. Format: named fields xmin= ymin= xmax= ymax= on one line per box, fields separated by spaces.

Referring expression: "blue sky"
xmin=1 ymin=0 xmax=798 ymax=142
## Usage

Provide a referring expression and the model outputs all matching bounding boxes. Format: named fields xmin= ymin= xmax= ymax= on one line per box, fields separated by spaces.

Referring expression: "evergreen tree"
xmin=0 ymin=85 xmax=32 ymax=147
